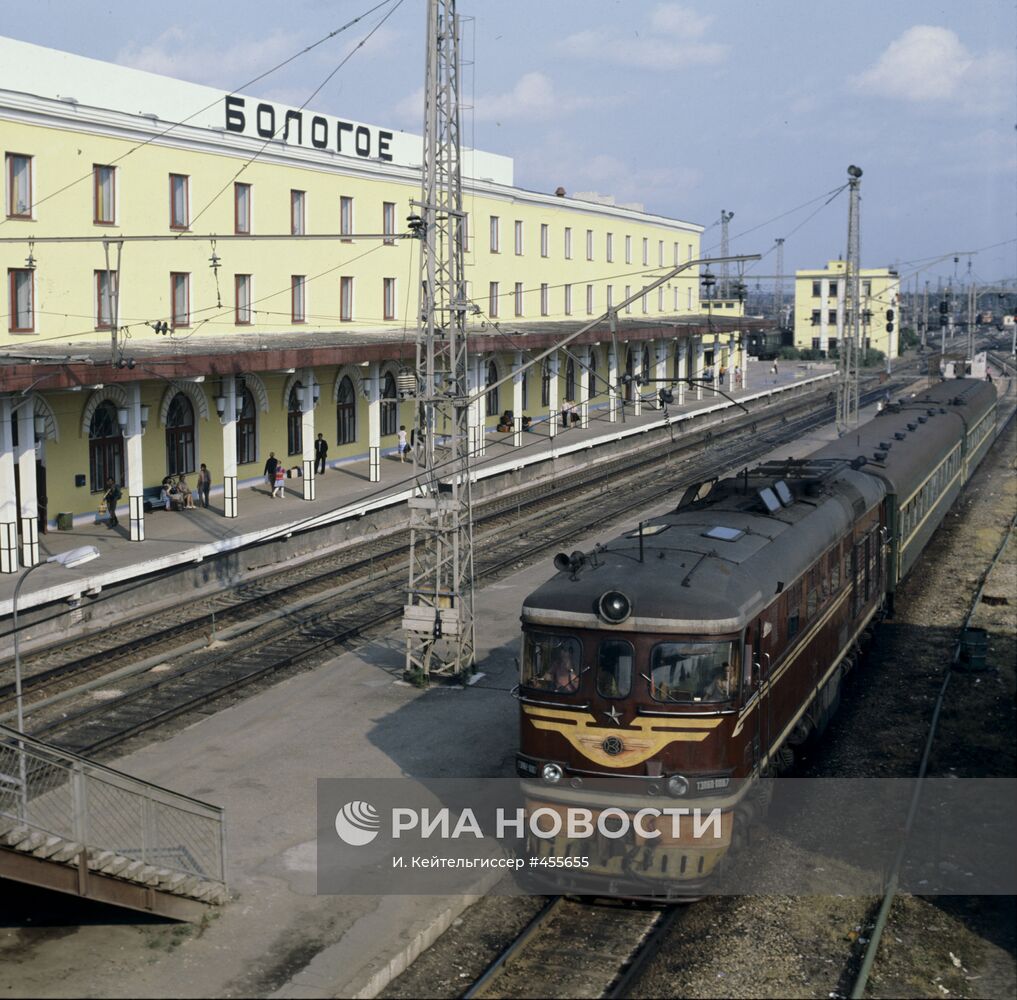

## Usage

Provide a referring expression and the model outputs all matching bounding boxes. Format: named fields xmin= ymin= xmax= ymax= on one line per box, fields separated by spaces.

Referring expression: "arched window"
xmin=236 ymin=382 xmax=257 ymax=465
xmin=485 ymin=361 xmax=499 ymax=417
xmin=642 ymin=346 xmax=651 ymax=383
xmin=165 ymin=393 xmax=195 ymax=476
xmin=336 ymin=376 xmax=357 ymax=445
xmin=673 ymin=344 xmax=682 ymax=381
xmin=287 ymin=383 xmax=303 ymax=455
xmin=588 ymin=350 xmax=599 ymax=399
xmin=381 ymin=372 xmax=398 ymax=436
xmin=520 ymin=366 xmax=528 ymax=411
xmin=565 ymin=357 xmax=576 ymax=401
xmin=88 ymin=400 xmax=124 ymax=492
xmin=625 ymin=348 xmax=634 ymax=401
xmin=541 ymin=359 xmax=551 ymax=407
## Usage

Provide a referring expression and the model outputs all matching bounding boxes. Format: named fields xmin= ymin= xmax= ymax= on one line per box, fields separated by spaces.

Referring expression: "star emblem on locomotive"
xmin=603 ymin=706 xmax=623 ymax=725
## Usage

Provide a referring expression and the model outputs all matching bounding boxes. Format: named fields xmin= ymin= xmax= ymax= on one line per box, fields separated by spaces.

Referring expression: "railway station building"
xmin=792 ymin=259 xmax=901 ymax=358
xmin=0 ymin=36 xmax=751 ymax=571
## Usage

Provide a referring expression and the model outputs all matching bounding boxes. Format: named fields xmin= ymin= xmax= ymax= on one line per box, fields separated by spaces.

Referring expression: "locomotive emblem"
xmin=602 ymin=736 xmax=624 ymax=756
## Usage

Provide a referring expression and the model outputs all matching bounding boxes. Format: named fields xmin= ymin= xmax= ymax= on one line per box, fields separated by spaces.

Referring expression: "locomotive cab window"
xmin=648 ymin=641 xmax=735 ymax=704
xmin=522 ymin=632 xmax=582 ymax=694
xmin=596 ymin=640 xmax=633 ymax=699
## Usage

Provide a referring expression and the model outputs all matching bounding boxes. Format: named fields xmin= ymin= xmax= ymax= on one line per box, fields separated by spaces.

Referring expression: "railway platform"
xmin=0 ymin=358 xmax=835 ymax=635
xmin=0 ymin=392 xmax=876 ymax=1000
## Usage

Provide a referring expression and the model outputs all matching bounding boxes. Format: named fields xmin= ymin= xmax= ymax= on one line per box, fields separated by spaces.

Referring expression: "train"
xmin=744 ymin=328 xmax=788 ymax=360
xmin=515 ymin=377 xmax=997 ymax=897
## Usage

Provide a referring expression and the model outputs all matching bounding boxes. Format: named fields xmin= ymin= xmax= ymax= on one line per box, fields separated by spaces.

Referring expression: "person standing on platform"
xmin=314 ymin=434 xmax=328 ymax=475
xmin=264 ymin=452 xmax=279 ymax=490
xmin=197 ymin=463 xmax=212 ymax=508
xmin=398 ymin=425 xmax=408 ymax=462
xmin=272 ymin=464 xmax=286 ymax=499
xmin=102 ymin=477 xmax=122 ymax=529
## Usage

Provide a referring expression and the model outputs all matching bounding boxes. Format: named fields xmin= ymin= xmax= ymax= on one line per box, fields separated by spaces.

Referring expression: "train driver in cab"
xmin=702 ymin=663 xmax=732 ymax=702
xmin=551 ymin=645 xmax=580 ymax=693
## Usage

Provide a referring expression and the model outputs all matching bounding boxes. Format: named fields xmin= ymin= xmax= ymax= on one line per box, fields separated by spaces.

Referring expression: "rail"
xmin=0 ymin=720 xmax=226 ymax=886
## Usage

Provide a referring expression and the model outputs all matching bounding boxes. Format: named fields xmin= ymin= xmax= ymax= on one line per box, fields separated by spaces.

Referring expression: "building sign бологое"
xmin=225 ymin=96 xmax=394 ymax=162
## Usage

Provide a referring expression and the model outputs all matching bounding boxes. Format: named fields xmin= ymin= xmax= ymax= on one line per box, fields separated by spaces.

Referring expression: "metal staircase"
xmin=0 ymin=722 xmax=226 ymax=921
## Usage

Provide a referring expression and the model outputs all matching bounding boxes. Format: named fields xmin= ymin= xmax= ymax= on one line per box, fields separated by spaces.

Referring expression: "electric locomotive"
xmin=515 ymin=378 xmax=997 ymax=896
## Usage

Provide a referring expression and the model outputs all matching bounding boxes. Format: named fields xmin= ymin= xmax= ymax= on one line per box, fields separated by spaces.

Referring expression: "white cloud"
xmin=116 ymin=28 xmax=305 ymax=89
xmin=558 ymin=3 xmax=728 ymax=70
xmin=473 ymin=71 xmax=603 ymax=122
xmin=850 ymin=26 xmax=1015 ymax=115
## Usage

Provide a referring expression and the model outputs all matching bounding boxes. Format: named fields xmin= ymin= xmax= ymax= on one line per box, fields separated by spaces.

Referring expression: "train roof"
xmin=809 ymin=377 xmax=996 ymax=500
xmin=522 ymin=463 xmax=884 ymax=635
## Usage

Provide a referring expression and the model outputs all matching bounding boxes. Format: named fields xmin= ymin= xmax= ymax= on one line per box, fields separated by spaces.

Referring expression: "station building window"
xmin=166 ymin=393 xmax=196 ymax=475
xmin=340 ymin=196 xmax=354 ymax=241
xmin=489 ymin=216 xmax=500 ymax=253
xmin=540 ymin=283 xmax=549 ymax=316
xmin=540 ymin=223 xmax=549 ymax=258
xmin=588 ymin=349 xmax=599 ymax=398
xmin=514 ymin=220 xmax=524 ymax=256
xmin=586 ymin=284 xmax=594 ymax=315
xmin=624 ymin=285 xmax=631 ymax=314
xmin=812 ymin=280 xmax=821 ymax=297
xmin=170 ymin=272 xmax=189 ymax=327
xmin=291 ymin=190 xmax=305 ymax=235
xmin=6 ymin=153 xmax=32 ymax=218
xmin=541 ymin=359 xmax=551 ymax=407
xmin=642 ymin=237 xmax=649 ymax=266
xmin=383 ymin=201 xmax=396 ymax=245
xmin=336 ymin=375 xmax=356 ymax=445
xmin=236 ymin=381 xmax=257 ymax=466
xmin=625 ymin=235 xmax=632 ymax=264
xmin=234 ymin=183 xmax=251 ymax=235
xmin=514 ymin=282 xmax=524 ymax=317
xmin=93 ymin=165 xmax=115 ymax=225
xmin=340 ymin=276 xmax=354 ymax=321
xmin=485 ymin=361 xmax=499 ymax=417
xmin=169 ymin=174 xmax=189 ymax=229
xmin=287 ymin=383 xmax=303 ymax=455
xmin=383 ymin=277 xmax=397 ymax=321
xmin=606 ymin=232 xmax=614 ymax=263
xmin=95 ymin=270 xmax=117 ymax=329
xmin=235 ymin=274 xmax=252 ymax=325
xmin=291 ymin=275 xmax=306 ymax=323
xmin=586 ymin=229 xmax=594 ymax=261
xmin=564 ymin=227 xmax=572 ymax=260
xmin=564 ymin=283 xmax=572 ymax=316
xmin=381 ymin=372 xmax=398 ymax=436
xmin=488 ymin=281 xmax=499 ymax=318
xmin=88 ymin=401 xmax=124 ymax=493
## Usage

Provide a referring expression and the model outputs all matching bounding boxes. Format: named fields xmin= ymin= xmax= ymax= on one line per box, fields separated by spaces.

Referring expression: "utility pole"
xmin=837 ymin=165 xmax=862 ymax=432
xmin=403 ymin=0 xmax=475 ymax=680
xmin=922 ymin=280 xmax=929 ymax=351
xmin=774 ymin=237 xmax=785 ymax=328
xmin=719 ymin=210 xmax=734 ymax=299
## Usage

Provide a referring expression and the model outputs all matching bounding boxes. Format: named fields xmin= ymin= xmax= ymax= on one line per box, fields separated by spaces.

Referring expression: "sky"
xmin=5 ymin=0 xmax=1016 ymax=292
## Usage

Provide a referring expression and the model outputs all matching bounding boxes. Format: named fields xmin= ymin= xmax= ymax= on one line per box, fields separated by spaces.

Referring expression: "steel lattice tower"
xmin=403 ymin=0 xmax=476 ymax=679
xmin=774 ymin=237 xmax=785 ymax=327
xmin=719 ymin=210 xmax=734 ymax=298
xmin=837 ymin=166 xmax=862 ymax=431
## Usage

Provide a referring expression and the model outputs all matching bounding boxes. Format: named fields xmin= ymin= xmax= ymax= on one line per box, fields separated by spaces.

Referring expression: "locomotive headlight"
xmin=666 ymin=774 xmax=689 ymax=797
xmin=541 ymin=763 xmax=563 ymax=785
xmin=597 ymin=590 xmax=632 ymax=624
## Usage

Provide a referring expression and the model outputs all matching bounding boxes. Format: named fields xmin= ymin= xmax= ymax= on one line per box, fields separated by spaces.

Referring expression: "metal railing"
xmin=0 ymin=722 xmax=225 ymax=886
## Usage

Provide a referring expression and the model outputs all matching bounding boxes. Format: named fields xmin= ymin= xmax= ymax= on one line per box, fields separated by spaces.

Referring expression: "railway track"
xmin=3 ymin=375 xmax=919 ymax=757
xmin=462 ymin=896 xmax=681 ymax=999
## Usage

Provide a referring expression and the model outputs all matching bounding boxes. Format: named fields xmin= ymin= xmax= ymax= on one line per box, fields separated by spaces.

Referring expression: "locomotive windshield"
xmin=596 ymin=640 xmax=633 ymax=699
xmin=521 ymin=632 xmax=583 ymax=693
xmin=648 ymin=641 xmax=735 ymax=703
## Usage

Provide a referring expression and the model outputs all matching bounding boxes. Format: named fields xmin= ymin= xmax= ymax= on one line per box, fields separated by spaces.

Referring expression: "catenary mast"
xmin=837 ymin=165 xmax=862 ymax=431
xmin=403 ymin=0 xmax=476 ymax=679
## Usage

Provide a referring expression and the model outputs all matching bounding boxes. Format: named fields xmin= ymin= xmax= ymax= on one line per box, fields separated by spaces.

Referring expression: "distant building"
xmin=793 ymin=260 xmax=900 ymax=357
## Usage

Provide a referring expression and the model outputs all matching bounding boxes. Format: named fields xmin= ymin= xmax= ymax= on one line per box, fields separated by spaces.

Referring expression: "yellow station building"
xmin=792 ymin=259 xmax=900 ymax=358
xmin=0 ymin=35 xmax=749 ymax=571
